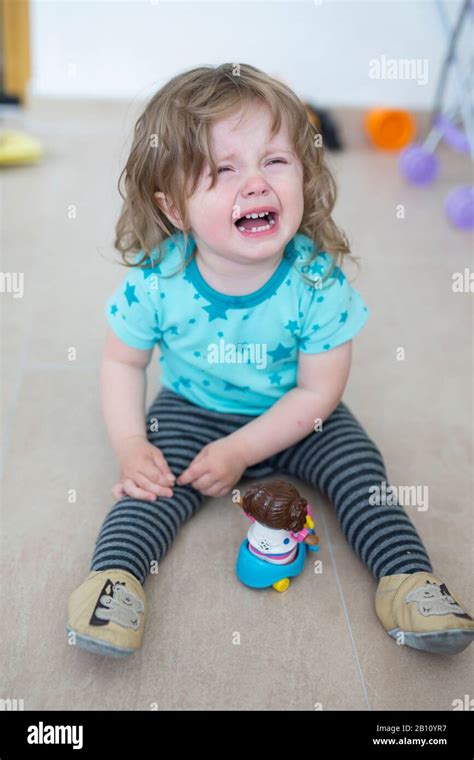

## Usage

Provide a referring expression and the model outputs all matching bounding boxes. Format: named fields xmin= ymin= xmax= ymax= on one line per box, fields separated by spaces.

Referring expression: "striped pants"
xmin=91 ymin=387 xmax=433 ymax=585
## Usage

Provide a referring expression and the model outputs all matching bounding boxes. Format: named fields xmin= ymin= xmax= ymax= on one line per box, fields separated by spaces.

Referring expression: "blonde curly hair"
xmin=114 ymin=62 xmax=357 ymax=286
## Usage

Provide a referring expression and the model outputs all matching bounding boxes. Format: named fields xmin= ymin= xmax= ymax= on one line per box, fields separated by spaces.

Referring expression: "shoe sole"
xmin=65 ymin=625 xmax=136 ymax=658
xmin=388 ymin=627 xmax=474 ymax=654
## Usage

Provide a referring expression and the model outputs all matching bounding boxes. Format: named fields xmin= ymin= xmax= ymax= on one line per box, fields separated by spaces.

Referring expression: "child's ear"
xmin=154 ymin=191 xmax=184 ymax=229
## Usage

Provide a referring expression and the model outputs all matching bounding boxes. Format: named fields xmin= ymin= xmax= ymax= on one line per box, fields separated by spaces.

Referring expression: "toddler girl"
xmin=66 ymin=63 xmax=473 ymax=658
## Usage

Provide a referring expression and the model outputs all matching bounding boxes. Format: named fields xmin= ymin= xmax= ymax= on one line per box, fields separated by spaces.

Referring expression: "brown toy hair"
xmin=241 ymin=479 xmax=308 ymax=533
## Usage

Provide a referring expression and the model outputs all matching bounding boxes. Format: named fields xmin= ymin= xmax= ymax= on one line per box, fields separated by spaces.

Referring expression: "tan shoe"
xmin=66 ymin=569 xmax=146 ymax=657
xmin=375 ymin=572 xmax=474 ymax=654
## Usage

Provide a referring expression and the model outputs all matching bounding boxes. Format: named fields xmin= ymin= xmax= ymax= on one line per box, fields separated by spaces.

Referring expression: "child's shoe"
xmin=375 ymin=571 xmax=474 ymax=654
xmin=66 ymin=569 xmax=146 ymax=657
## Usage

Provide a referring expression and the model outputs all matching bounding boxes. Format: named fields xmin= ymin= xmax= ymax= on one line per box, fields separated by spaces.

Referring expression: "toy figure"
xmin=235 ymin=479 xmax=319 ymax=592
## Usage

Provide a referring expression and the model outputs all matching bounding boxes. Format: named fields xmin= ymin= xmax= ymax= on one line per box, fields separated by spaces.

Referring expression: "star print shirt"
xmin=105 ymin=231 xmax=370 ymax=415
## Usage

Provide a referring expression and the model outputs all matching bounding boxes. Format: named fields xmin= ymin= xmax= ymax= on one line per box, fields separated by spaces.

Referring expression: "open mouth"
xmin=234 ymin=210 xmax=279 ymax=236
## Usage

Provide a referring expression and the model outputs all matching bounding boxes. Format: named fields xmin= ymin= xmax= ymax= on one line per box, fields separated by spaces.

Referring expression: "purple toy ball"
xmin=434 ymin=114 xmax=470 ymax=154
xmin=399 ymin=143 xmax=440 ymax=186
xmin=444 ymin=186 xmax=474 ymax=231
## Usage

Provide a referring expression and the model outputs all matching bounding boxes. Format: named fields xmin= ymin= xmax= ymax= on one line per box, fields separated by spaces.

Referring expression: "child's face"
xmin=186 ymin=102 xmax=304 ymax=265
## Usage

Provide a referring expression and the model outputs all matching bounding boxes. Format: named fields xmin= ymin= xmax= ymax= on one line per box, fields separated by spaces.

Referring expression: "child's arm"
xmin=100 ymin=327 xmax=153 ymax=458
xmin=101 ymin=328 xmax=176 ymax=500
xmin=229 ymin=340 xmax=353 ymax=468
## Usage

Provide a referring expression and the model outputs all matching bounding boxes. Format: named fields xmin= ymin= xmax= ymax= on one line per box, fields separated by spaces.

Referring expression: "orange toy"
xmin=365 ymin=109 xmax=416 ymax=150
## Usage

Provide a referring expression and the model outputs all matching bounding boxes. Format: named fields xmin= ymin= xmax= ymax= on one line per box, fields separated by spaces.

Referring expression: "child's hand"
xmin=176 ymin=437 xmax=248 ymax=498
xmin=112 ymin=436 xmax=176 ymax=502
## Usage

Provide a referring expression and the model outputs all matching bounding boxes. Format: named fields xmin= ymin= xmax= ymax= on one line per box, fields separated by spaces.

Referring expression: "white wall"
xmin=30 ymin=0 xmax=468 ymax=108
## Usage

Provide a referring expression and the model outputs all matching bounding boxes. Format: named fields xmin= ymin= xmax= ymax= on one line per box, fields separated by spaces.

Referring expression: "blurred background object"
xmin=0 ymin=0 xmax=43 ymax=164
xmin=0 ymin=0 xmax=30 ymax=105
xmin=397 ymin=0 xmax=474 ymax=230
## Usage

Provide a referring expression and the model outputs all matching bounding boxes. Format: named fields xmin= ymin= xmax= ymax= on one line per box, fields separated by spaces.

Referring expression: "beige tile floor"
xmin=1 ymin=99 xmax=473 ymax=710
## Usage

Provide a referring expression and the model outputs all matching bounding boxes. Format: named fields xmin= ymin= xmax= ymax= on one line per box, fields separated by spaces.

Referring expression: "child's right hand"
xmin=111 ymin=436 xmax=176 ymax=502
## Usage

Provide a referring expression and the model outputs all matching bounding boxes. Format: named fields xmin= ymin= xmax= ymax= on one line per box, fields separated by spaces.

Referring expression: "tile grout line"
xmin=317 ymin=506 xmax=373 ymax=711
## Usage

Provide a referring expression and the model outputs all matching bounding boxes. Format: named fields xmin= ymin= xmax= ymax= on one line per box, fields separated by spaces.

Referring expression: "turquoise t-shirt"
xmin=105 ymin=231 xmax=370 ymax=415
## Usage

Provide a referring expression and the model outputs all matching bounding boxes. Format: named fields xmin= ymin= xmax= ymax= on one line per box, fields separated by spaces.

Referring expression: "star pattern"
xmin=269 ymin=372 xmax=283 ymax=385
xmin=105 ymin=234 xmax=370 ymax=410
xmin=298 ymin=336 xmax=311 ymax=351
xmin=329 ymin=266 xmax=346 ymax=286
xmin=203 ymin=302 xmax=230 ymax=321
xmin=124 ymin=282 xmax=139 ymax=307
xmin=267 ymin=343 xmax=294 ymax=363
xmin=285 ymin=320 xmax=299 ymax=335
xmin=143 ymin=263 xmax=162 ymax=279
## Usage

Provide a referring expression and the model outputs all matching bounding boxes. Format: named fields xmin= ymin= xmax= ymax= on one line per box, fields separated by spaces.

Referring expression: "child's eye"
xmin=216 ymin=159 xmax=286 ymax=173
xmin=214 ymin=158 xmax=287 ymax=177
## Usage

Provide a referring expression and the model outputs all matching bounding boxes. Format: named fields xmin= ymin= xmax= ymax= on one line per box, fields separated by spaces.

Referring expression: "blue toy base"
xmin=235 ymin=538 xmax=316 ymax=589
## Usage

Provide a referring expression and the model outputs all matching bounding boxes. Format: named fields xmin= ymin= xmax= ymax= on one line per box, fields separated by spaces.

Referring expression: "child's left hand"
xmin=176 ymin=437 xmax=248 ymax=497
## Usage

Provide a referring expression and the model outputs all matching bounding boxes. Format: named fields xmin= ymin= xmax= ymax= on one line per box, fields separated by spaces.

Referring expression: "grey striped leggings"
xmin=91 ymin=387 xmax=433 ymax=585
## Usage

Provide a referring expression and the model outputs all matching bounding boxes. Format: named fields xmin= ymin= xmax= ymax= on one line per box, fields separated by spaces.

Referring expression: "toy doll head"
xmin=241 ymin=479 xmax=309 ymax=533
